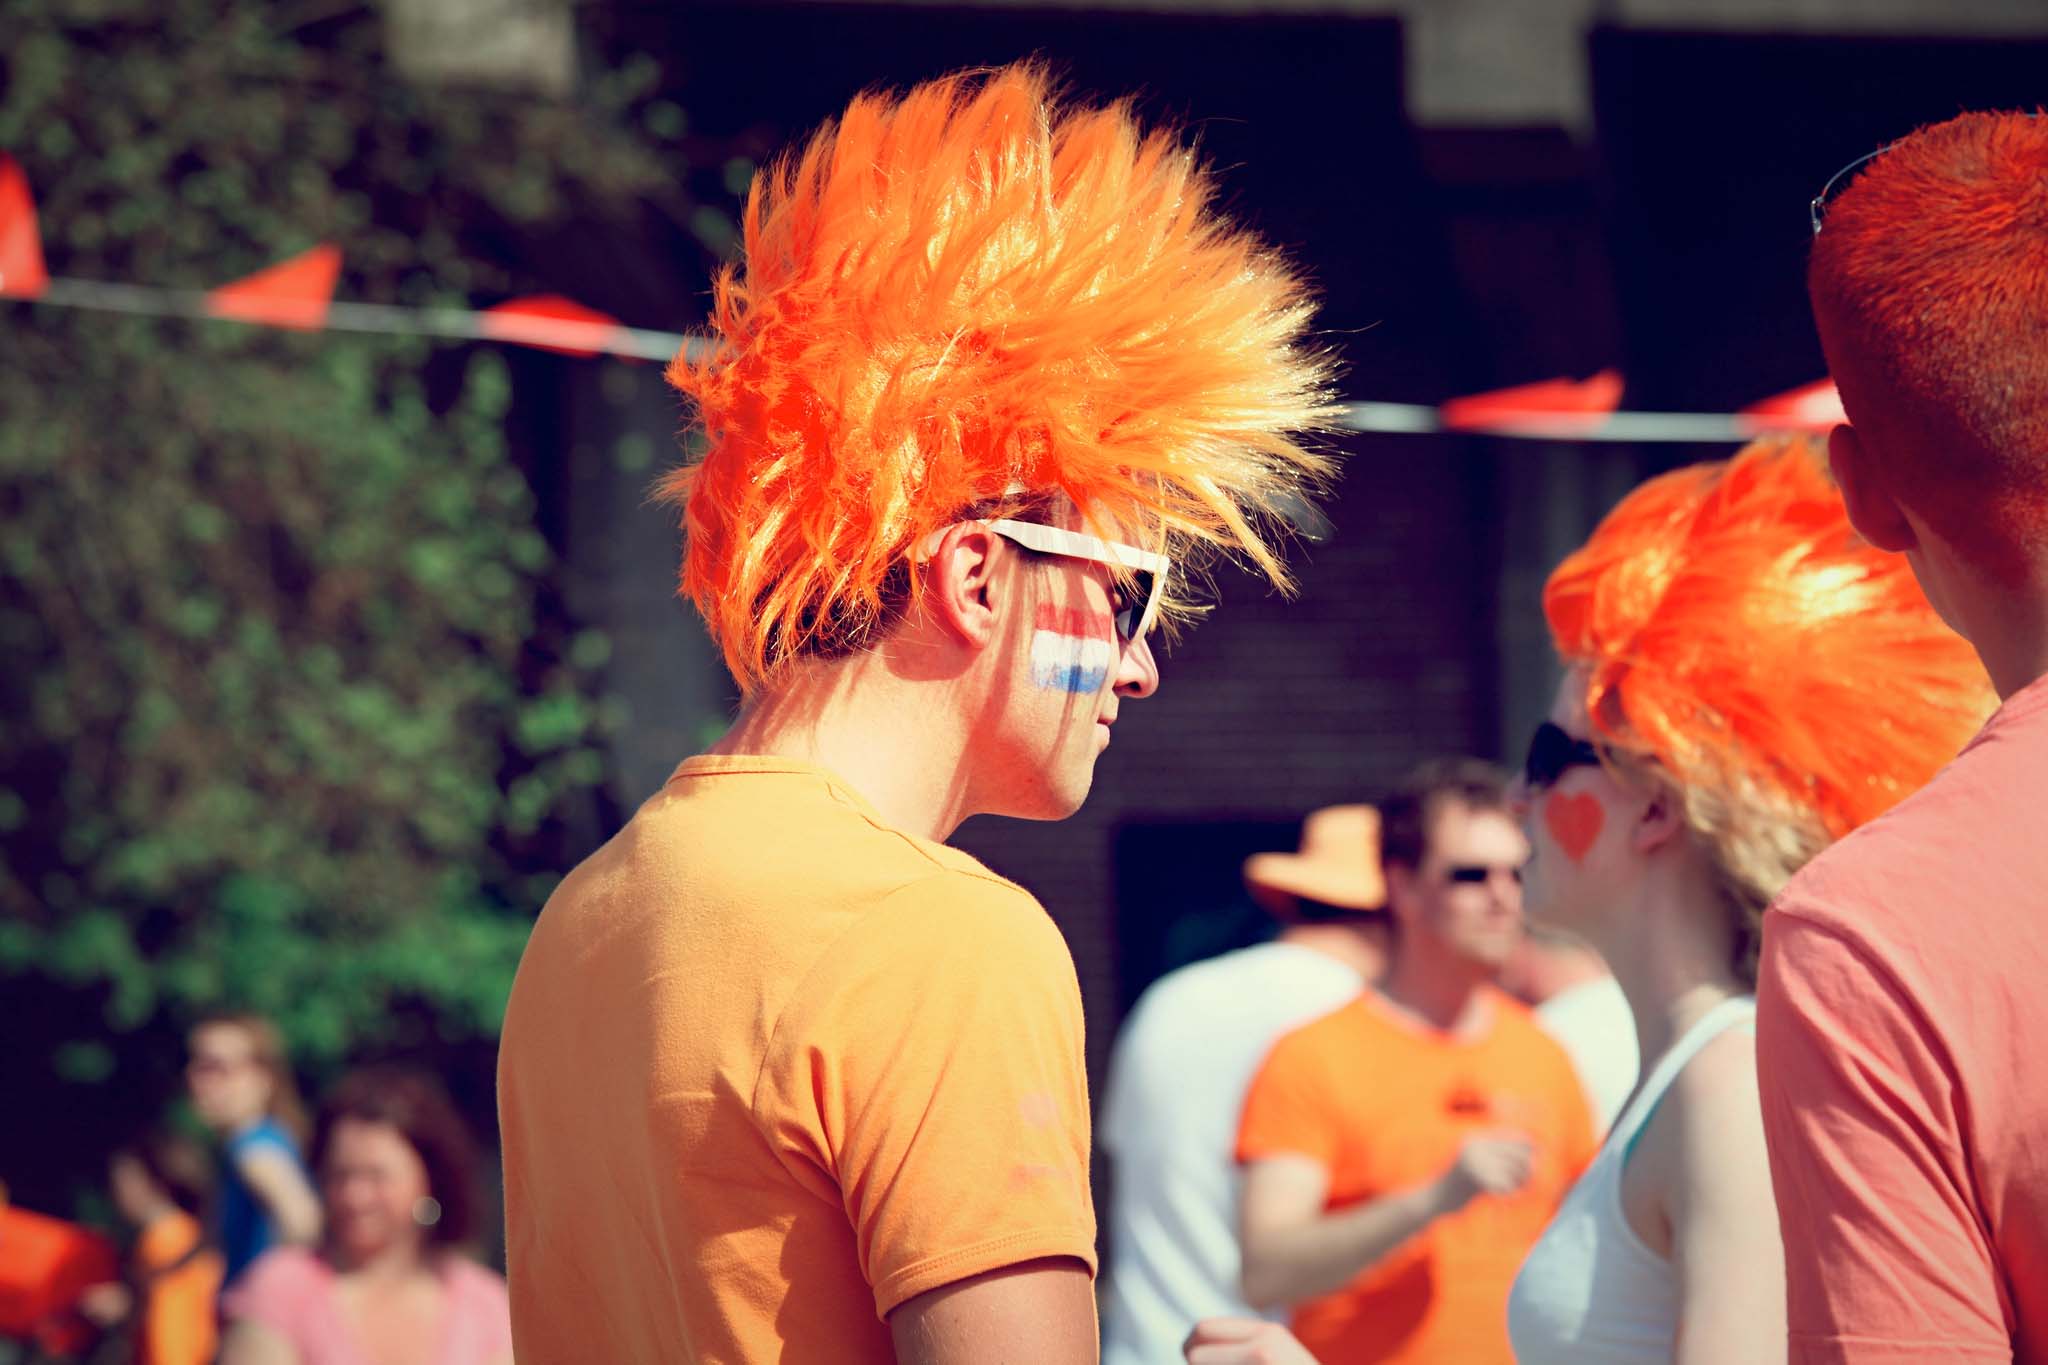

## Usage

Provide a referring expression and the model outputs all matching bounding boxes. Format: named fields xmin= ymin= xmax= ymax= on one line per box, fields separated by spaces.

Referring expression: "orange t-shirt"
xmin=1235 ymin=988 xmax=1595 ymax=1365
xmin=133 ymin=1211 xmax=221 ymax=1365
xmin=498 ymin=756 xmax=1096 ymax=1364
xmin=1758 ymin=672 xmax=2048 ymax=1363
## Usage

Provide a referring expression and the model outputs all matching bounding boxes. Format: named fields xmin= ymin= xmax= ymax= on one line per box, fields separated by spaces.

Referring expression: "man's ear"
xmin=1828 ymin=422 xmax=1918 ymax=554
xmin=923 ymin=523 xmax=1002 ymax=648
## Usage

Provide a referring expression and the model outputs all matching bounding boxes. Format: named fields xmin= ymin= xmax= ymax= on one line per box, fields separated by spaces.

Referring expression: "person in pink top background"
xmin=1761 ymin=108 xmax=2048 ymax=1361
xmin=220 ymin=1067 xmax=512 ymax=1365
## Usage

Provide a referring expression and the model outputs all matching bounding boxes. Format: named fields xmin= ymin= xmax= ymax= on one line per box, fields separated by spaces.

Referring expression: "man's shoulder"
xmin=1258 ymin=992 xmax=1378 ymax=1068
xmin=1774 ymin=726 xmax=2042 ymax=944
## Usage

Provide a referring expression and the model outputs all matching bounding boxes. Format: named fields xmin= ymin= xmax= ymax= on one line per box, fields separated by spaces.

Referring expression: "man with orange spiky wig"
xmin=1760 ymin=109 xmax=2048 ymax=1362
xmin=497 ymin=63 xmax=1336 ymax=1365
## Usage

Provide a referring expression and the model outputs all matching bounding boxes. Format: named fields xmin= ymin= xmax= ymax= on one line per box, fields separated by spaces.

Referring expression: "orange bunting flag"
xmin=205 ymin=244 xmax=342 ymax=330
xmin=1439 ymin=369 xmax=1624 ymax=433
xmin=1740 ymin=378 xmax=1846 ymax=432
xmin=481 ymin=294 xmax=624 ymax=357
xmin=0 ymin=153 xmax=49 ymax=299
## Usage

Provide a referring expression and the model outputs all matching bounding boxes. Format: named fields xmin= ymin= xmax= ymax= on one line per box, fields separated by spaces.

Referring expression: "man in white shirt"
xmin=1101 ymin=806 xmax=1387 ymax=1365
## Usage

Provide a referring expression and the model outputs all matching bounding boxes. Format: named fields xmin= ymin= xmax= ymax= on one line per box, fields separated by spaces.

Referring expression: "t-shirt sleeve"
xmin=752 ymin=871 xmax=1096 ymax=1321
xmin=1757 ymin=907 xmax=2011 ymax=1363
xmin=1235 ymin=1027 xmax=1339 ymax=1170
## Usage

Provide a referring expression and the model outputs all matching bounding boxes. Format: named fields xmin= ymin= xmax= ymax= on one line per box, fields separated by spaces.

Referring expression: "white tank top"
xmin=1507 ymin=995 xmax=1757 ymax=1365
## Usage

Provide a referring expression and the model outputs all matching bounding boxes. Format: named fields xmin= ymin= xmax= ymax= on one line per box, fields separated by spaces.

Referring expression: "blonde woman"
xmin=1505 ymin=435 xmax=1989 ymax=1364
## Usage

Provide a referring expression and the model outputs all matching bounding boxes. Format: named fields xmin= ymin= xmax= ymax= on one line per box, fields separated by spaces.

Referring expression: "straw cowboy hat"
xmin=1243 ymin=804 xmax=1386 ymax=911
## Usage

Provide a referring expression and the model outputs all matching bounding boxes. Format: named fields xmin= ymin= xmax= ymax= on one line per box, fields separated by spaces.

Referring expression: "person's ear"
xmin=923 ymin=523 xmax=1002 ymax=649
xmin=1828 ymin=423 xmax=1918 ymax=554
xmin=1630 ymin=782 xmax=1687 ymax=857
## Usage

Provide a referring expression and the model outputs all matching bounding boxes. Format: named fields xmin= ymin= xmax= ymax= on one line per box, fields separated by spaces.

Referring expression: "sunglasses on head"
xmin=1809 ymin=143 xmax=1891 ymax=237
xmin=1810 ymin=114 xmax=2040 ymax=237
xmin=982 ymin=518 xmax=1170 ymax=643
xmin=1522 ymin=720 xmax=1601 ymax=789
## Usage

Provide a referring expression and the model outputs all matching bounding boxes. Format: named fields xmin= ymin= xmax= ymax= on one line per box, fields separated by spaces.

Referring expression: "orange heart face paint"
xmin=1543 ymin=790 xmax=1604 ymax=863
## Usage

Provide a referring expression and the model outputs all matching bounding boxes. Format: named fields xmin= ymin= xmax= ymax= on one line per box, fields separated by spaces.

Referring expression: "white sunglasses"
xmin=969 ymin=518 xmax=1171 ymax=642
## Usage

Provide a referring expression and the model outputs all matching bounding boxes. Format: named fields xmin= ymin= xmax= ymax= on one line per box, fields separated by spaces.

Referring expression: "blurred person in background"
xmin=1764 ymin=109 xmax=2048 ymax=1361
xmin=1499 ymin=928 xmax=1638 ymax=1136
xmin=219 ymin=1066 xmax=511 ymax=1365
xmin=1505 ymin=435 xmax=1991 ymax=1364
xmin=1100 ymin=805 xmax=1385 ymax=1365
xmin=497 ymin=62 xmax=1337 ymax=1365
xmin=77 ymin=1129 xmax=224 ymax=1365
xmin=185 ymin=1014 xmax=320 ymax=1288
xmin=1233 ymin=759 xmax=1595 ymax=1365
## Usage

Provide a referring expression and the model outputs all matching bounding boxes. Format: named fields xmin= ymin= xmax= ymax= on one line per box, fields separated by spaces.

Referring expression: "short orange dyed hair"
xmin=661 ymin=64 xmax=1338 ymax=690
xmin=1809 ymin=110 xmax=2048 ymax=563
xmin=1545 ymin=436 xmax=1993 ymax=978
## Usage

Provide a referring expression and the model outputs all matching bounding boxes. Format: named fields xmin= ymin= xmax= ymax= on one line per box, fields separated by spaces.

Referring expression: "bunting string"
xmin=0 ymin=154 xmax=1841 ymax=444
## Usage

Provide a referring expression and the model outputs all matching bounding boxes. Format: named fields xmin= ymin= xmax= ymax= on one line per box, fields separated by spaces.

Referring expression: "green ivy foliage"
xmin=0 ymin=0 xmax=715 ymax=1076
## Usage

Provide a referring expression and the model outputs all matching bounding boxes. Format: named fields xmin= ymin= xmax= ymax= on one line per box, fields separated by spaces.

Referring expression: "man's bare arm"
xmin=889 ymin=1257 xmax=1097 ymax=1365
xmin=1239 ymin=1135 xmax=1529 ymax=1309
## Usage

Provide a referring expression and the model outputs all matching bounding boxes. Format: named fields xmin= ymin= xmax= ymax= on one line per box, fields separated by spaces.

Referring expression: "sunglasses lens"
xmin=1523 ymin=722 xmax=1597 ymax=788
xmin=1113 ymin=571 xmax=1155 ymax=642
xmin=1523 ymin=723 xmax=1561 ymax=786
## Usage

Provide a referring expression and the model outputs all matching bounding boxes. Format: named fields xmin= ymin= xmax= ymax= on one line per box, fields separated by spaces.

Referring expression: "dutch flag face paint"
xmin=1030 ymin=604 xmax=1114 ymax=695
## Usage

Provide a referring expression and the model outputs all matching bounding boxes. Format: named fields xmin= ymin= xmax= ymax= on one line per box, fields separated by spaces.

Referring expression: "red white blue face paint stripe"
xmin=1031 ymin=604 xmax=1114 ymax=694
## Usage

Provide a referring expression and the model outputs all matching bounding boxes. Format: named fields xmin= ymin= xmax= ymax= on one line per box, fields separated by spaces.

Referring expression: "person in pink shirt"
xmin=220 ymin=1067 xmax=511 ymax=1365
xmin=1760 ymin=108 xmax=2048 ymax=1361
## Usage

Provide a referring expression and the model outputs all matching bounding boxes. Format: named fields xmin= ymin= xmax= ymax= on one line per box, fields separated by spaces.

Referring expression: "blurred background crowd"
xmin=1 ymin=0 xmax=2043 ymax=1360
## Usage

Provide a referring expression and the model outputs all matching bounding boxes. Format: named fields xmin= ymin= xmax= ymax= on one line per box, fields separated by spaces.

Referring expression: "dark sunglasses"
xmin=1523 ymin=720 xmax=1601 ymax=789
xmin=1445 ymin=863 xmax=1523 ymax=886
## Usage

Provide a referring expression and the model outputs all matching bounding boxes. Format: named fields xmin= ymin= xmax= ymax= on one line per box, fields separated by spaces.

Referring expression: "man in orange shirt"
xmin=1759 ymin=110 xmax=2048 ymax=1362
xmin=1235 ymin=760 xmax=1594 ymax=1365
xmin=497 ymin=64 xmax=1337 ymax=1365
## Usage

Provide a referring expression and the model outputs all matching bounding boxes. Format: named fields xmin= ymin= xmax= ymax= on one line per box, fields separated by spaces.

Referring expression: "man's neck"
xmin=710 ymin=652 xmax=978 ymax=842
xmin=1376 ymin=946 xmax=1490 ymax=1036
xmin=1276 ymin=922 xmax=1385 ymax=980
xmin=1970 ymin=602 xmax=2048 ymax=702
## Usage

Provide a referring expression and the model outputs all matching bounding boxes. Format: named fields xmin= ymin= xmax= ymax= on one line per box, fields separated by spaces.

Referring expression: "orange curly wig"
xmin=1544 ymin=435 xmax=1992 ymax=842
xmin=660 ymin=64 xmax=1339 ymax=690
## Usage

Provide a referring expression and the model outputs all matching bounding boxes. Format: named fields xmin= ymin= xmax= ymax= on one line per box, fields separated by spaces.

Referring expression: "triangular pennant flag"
xmin=1740 ymin=379 xmax=1846 ymax=432
xmin=0 ymin=153 xmax=49 ymax=299
xmin=481 ymin=294 xmax=624 ymax=358
xmin=205 ymin=244 xmax=341 ymax=330
xmin=1439 ymin=370 xmax=1624 ymax=433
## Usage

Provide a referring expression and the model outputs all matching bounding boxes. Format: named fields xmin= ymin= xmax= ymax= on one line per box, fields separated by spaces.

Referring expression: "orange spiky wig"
xmin=1544 ymin=435 xmax=1993 ymax=843
xmin=660 ymin=64 xmax=1339 ymax=690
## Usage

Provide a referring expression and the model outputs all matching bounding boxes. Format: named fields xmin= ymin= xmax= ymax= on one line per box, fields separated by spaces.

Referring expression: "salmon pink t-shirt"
xmin=497 ymin=756 xmax=1096 ymax=1364
xmin=1235 ymin=988 xmax=1595 ymax=1365
xmin=1758 ymin=671 xmax=2048 ymax=1363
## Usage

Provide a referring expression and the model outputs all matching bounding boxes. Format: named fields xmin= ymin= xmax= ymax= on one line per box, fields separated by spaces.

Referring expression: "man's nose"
xmin=1115 ymin=630 xmax=1159 ymax=699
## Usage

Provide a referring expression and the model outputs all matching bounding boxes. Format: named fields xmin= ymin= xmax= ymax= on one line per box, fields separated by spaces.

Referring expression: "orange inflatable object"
xmin=661 ymin=63 xmax=1339 ymax=689
xmin=0 ymin=1204 xmax=119 ymax=1353
xmin=1544 ymin=434 xmax=1994 ymax=839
